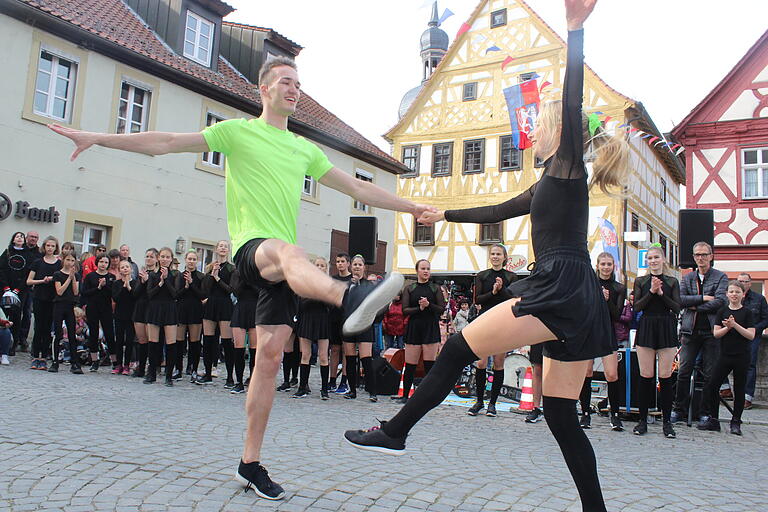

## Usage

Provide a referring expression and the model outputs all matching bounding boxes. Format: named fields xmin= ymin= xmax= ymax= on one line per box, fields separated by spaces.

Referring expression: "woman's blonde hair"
xmin=536 ymin=100 xmax=631 ymax=196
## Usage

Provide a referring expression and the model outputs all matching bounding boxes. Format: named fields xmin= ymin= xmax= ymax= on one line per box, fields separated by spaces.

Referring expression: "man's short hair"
xmin=692 ymin=241 xmax=713 ymax=254
xmin=335 ymin=252 xmax=350 ymax=262
xmin=258 ymin=56 xmax=297 ymax=87
xmin=738 ymin=272 xmax=752 ymax=280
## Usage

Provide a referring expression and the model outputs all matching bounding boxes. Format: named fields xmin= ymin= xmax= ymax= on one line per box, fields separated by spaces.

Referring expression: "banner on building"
xmin=503 ymin=79 xmax=540 ymax=150
xmin=598 ymin=218 xmax=621 ymax=277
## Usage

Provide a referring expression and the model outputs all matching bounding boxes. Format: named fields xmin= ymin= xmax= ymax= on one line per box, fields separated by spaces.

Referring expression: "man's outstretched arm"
xmin=319 ymin=167 xmax=435 ymax=219
xmin=48 ymin=124 xmax=209 ymax=161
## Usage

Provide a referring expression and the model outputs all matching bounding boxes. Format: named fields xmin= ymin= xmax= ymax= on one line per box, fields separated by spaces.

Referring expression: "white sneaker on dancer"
xmin=342 ymin=273 xmax=404 ymax=336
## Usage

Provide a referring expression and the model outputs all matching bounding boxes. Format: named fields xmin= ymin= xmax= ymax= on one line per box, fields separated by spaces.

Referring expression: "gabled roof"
xmin=3 ymin=0 xmax=407 ymax=174
xmin=672 ymin=29 xmax=768 ymax=135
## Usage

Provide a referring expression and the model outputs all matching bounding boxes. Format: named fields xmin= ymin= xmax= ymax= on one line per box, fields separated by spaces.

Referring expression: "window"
xmin=479 ymin=222 xmax=502 ymax=245
xmin=202 ymin=113 xmax=224 ymax=167
xmin=192 ymin=242 xmax=214 ymax=272
xmin=402 ymin=145 xmax=420 ymax=177
xmin=116 ymin=82 xmax=150 ymax=134
xmin=659 ymin=233 xmax=668 ymax=256
xmin=463 ymin=139 xmax=485 ymax=174
xmin=463 ymin=82 xmax=477 ymax=101
xmin=72 ymin=221 xmax=108 ymax=256
xmin=184 ymin=11 xmax=214 ymax=66
xmin=742 ymin=148 xmax=768 ymax=199
xmin=33 ymin=51 xmax=77 ymax=121
xmin=413 ymin=220 xmax=434 ymax=246
xmin=520 ymin=72 xmax=537 ymax=83
xmin=490 ymin=8 xmax=507 ymax=28
xmin=631 ymin=213 xmax=639 ymax=247
xmin=660 ymin=178 xmax=667 ymax=204
xmin=432 ymin=142 xmax=453 ymax=177
xmin=303 ymin=175 xmax=317 ymax=197
xmin=353 ymin=170 xmax=373 ymax=212
xmin=647 ymin=223 xmax=654 ymax=244
xmin=499 ymin=135 xmax=521 ymax=171
xmin=669 ymin=242 xmax=676 ymax=267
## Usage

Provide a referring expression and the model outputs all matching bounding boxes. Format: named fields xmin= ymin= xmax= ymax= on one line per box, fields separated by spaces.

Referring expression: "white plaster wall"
xmin=720 ymin=90 xmax=759 ymax=121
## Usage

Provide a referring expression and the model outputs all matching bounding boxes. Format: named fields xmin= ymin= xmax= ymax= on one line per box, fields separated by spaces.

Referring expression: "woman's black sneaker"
xmin=579 ymin=413 xmax=591 ymax=429
xmin=320 ymin=390 xmax=329 ymax=400
xmin=486 ymin=404 xmax=497 ymax=417
xmin=292 ymin=387 xmax=310 ymax=398
xmin=662 ymin=421 xmax=676 ymax=438
xmin=48 ymin=362 xmax=59 ymax=373
xmin=344 ymin=391 xmax=357 ymax=400
xmin=730 ymin=421 xmax=742 ymax=436
xmin=70 ymin=364 xmax=83 ymax=375
xmin=525 ymin=407 xmax=543 ymax=423
xmin=235 ymin=460 xmax=285 ymax=500
xmin=89 ymin=361 xmax=99 ymax=372
xmin=344 ymin=422 xmax=406 ymax=456
xmin=276 ymin=381 xmax=291 ymax=392
xmin=467 ymin=401 xmax=484 ymax=416
xmin=194 ymin=375 xmax=213 ymax=385
xmin=633 ymin=420 xmax=647 ymax=435
xmin=610 ymin=415 xmax=624 ymax=431
xmin=342 ymin=273 xmax=404 ymax=336
xmin=369 ymin=394 xmax=378 ymax=403
xmin=231 ymin=383 xmax=245 ymax=394
xmin=224 ymin=379 xmax=235 ymax=390
xmin=172 ymin=370 xmax=183 ymax=381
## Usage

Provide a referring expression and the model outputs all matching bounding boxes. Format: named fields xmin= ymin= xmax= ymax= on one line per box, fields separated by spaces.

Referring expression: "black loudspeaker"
xmin=615 ymin=349 xmax=656 ymax=410
xmin=349 ymin=217 xmax=377 ymax=265
xmin=678 ymin=209 xmax=714 ymax=269
xmin=372 ymin=357 xmax=401 ymax=395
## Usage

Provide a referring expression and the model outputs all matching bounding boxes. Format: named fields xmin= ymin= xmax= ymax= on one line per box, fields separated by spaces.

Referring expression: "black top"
xmin=633 ymin=274 xmax=681 ymax=316
xmin=474 ymin=268 xmax=516 ymax=313
xmin=330 ymin=274 xmax=353 ymax=321
xmin=0 ymin=246 xmax=35 ymax=292
xmin=403 ymin=281 xmax=445 ymax=322
xmin=81 ymin=271 xmax=116 ymax=309
xmin=52 ymin=270 xmax=80 ymax=304
xmin=132 ymin=274 xmax=151 ymax=302
xmin=147 ymin=269 xmax=178 ymax=302
xmin=175 ymin=269 xmax=207 ymax=302
xmin=30 ymin=258 xmax=62 ymax=302
xmin=598 ymin=277 xmax=627 ymax=323
xmin=230 ymin=269 xmax=258 ymax=301
xmin=444 ymin=30 xmax=588 ymax=257
xmin=112 ymin=279 xmax=138 ymax=320
xmin=715 ymin=306 xmax=754 ymax=357
xmin=203 ymin=262 xmax=235 ymax=298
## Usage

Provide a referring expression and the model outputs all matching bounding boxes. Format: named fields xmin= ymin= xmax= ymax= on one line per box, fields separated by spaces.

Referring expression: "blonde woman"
xmin=294 ymin=257 xmax=332 ymax=399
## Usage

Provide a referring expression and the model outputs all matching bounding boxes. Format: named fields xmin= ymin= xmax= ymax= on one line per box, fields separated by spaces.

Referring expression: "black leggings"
xmin=704 ymin=353 xmax=749 ymax=422
xmin=86 ymin=304 xmax=114 ymax=354
xmin=31 ymin=299 xmax=54 ymax=358
xmin=114 ymin=318 xmax=135 ymax=367
xmin=52 ymin=302 xmax=76 ymax=364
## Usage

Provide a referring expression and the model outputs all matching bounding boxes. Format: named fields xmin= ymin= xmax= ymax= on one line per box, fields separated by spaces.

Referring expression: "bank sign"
xmin=0 ymin=192 xmax=60 ymax=223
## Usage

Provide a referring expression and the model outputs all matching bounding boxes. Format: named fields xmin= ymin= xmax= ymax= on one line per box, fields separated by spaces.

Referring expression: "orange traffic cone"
xmin=395 ymin=368 xmax=415 ymax=399
xmin=519 ymin=366 xmax=534 ymax=411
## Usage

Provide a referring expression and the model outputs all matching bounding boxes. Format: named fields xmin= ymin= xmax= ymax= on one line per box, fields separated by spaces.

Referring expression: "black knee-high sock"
xmin=138 ymin=343 xmax=148 ymax=372
xmin=384 ymin=333 xmax=478 ymax=438
xmin=579 ymin=377 xmax=592 ymax=415
xmin=489 ymin=369 xmax=505 ymax=405
xmin=282 ymin=352 xmax=292 ymax=384
xmin=149 ymin=342 xmax=162 ymax=371
xmin=320 ymin=365 xmax=329 ymax=393
xmin=202 ymin=335 xmax=217 ymax=377
xmin=607 ymin=380 xmax=622 ymax=416
xmin=423 ymin=360 xmax=434 ymax=375
xmin=299 ymin=363 xmax=311 ymax=389
xmin=221 ymin=338 xmax=234 ymax=381
xmin=542 ymin=396 xmax=607 ymax=512
xmin=638 ymin=376 xmax=655 ymax=420
xmin=234 ymin=347 xmax=246 ymax=384
xmin=248 ymin=348 xmax=256 ymax=376
xmin=345 ymin=356 xmax=358 ymax=393
xmin=475 ymin=368 xmax=487 ymax=402
xmin=361 ymin=356 xmax=375 ymax=394
xmin=175 ymin=339 xmax=185 ymax=373
xmin=188 ymin=341 xmax=201 ymax=374
xmin=402 ymin=363 xmax=417 ymax=398
xmin=659 ymin=376 xmax=674 ymax=422
xmin=165 ymin=343 xmax=177 ymax=379
xmin=291 ymin=349 xmax=300 ymax=382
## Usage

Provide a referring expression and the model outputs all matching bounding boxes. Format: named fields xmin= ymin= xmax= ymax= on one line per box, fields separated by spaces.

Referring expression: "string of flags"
xmin=587 ymin=113 xmax=685 ymax=156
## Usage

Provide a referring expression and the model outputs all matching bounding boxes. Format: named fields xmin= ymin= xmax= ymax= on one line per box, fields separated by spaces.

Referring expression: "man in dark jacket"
xmin=672 ymin=242 xmax=728 ymax=422
xmin=734 ymin=273 xmax=768 ymax=409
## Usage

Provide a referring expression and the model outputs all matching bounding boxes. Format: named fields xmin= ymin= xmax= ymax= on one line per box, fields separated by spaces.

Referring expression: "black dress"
xmin=145 ymin=269 xmax=179 ymax=326
xmin=599 ymin=277 xmax=627 ymax=351
xmin=474 ymin=268 xmax=517 ymax=315
xmin=443 ymin=30 xmax=612 ymax=362
xmin=132 ymin=276 xmax=149 ymax=323
xmin=329 ymin=273 xmax=352 ymax=344
xmin=175 ymin=270 xmax=206 ymax=325
xmin=230 ymin=269 xmax=259 ymax=330
xmin=345 ymin=279 xmax=376 ymax=343
xmin=403 ymin=281 xmax=444 ymax=346
xmin=202 ymin=262 xmax=235 ymax=321
xmin=296 ymin=297 xmax=330 ymax=341
xmin=633 ymin=274 xmax=681 ymax=350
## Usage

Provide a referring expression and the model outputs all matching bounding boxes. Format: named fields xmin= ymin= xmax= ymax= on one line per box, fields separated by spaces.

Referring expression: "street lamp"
xmin=175 ymin=236 xmax=186 ymax=255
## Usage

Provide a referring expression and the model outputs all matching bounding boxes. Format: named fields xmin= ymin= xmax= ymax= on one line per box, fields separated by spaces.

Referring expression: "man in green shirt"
xmin=49 ymin=56 xmax=432 ymax=500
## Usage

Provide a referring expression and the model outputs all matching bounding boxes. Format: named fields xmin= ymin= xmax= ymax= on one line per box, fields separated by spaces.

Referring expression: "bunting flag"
xmin=539 ymin=80 xmax=552 ymax=91
xmin=473 ymin=34 xmax=487 ymax=43
xmin=603 ymin=115 xmax=612 ymax=124
xmin=503 ymin=78 xmax=540 ymax=150
xmin=617 ymin=123 xmax=629 ymax=129
xmin=588 ymin=113 xmax=601 ymax=136
xmin=501 ymin=55 xmax=515 ymax=70
xmin=648 ymin=136 xmax=659 ymax=144
xmin=456 ymin=22 xmax=471 ymax=38
xmin=675 ymin=147 xmax=685 ymax=156
xmin=439 ymin=8 xmax=454 ymax=24
xmin=640 ymin=133 xmax=653 ymax=139
xmin=485 ymin=45 xmax=502 ymax=54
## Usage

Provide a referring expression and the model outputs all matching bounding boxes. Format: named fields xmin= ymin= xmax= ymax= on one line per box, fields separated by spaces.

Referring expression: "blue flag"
xmin=598 ymin=218 xmax=621 ymax=277
xmin=439 ymin=8 xmax=454 ymax=24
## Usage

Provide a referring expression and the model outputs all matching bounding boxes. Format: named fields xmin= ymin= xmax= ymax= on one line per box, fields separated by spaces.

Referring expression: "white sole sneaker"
xmin=343 ymin=434 xmax=406 ymax=456
xmin=342 ymin=272 xmax=404 ymax=336
xmin=234 ymin=471 xmax=285 ymax=500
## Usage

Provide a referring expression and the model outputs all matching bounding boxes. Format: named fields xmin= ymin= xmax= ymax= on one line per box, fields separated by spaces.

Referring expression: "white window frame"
xmin=660 ymin=178 xmax=667 ymax=204
xmin=72 ymin=221 xmax=108 ymax=256
xmin=742 ymin=147 xmax=768 ymax=200
xmin=116 ymin=81 xmax=151 ymax=134
xmin=202 ymin=113 xmax=224 ymax=167
xmin=353 ymin=169 xmax=374 ymax=213
xmin=33 ymin=50 xmax=77 ymax=122
xmin=192 ymin=242 xmax=214 ymax=272
xmin=303 ymin=175 xmax=317 ymax=197
xmin=184 ymin=11 xmax=214 ymax=66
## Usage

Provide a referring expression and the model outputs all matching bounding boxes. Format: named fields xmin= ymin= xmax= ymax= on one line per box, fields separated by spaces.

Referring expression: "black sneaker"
xmin=194 ymin=375 xmax=213 ymax=385
xmin=289 ymin=377 xmax=298 ymax=386
xmin=143 ymin=367 xmax=156 ymax=384
xmin=132 ymin=367 xmax=145 ymax=378
xmin=610 ymin=415 xmax=624 ymax=432
xmin=670 ymin=410 xmax=686 ymax=424
xmin=467 ymin=401 xmax=484 ymax=416
xmin=89 ymin=361 xmax=99 ymax=372
xmin=697 ymin=417 xmax=721 ymax=432
xmin=172 ymin=370 xmax=183 ymax=381
xmin=292 ymin=387 xmax=310 ymax=398
xmin=342 ymin=273 xmax=404 ymax=336
xmin=369 ymin=394 xmax=378 ymax=403
xmin=579 ymin=413 xmax=591 ymax=429
xmin=70 ymin=364 xmax=83 ymax=375
xmin=344 ymin=391 xmax=357 ymax=400
xmin=344 ymin=422 xmax=406 ymax=456
xmin=486 ymin=404 xmax=497 ymax=417
xmin=235 ymin=460 xmax=285 ymax=500
xmin=164 ymin=378 xmax=173 ymax=387
xmin=231 ymin=383 xmax=245 ymax=394
xmin=276 ymin=381 xmax=291 ymax=392
xmin=48 ymin=362 xmax=59 ymax=373
xmin=633 ymin=420 xmax=647 ymax=435
xmin=245 ymin=377 xmax=251 ymax=387
xmin=663 ymin=421 xmax=676 ymax=439
xmin=524 ymin=407 xmax=543 ymax=423
xmin=224 ymin=379 xmax=235 ymax=390
xmin=730 ymin=421 xmax=742 ymax=436
xmin=321 ymin=390 xmax=329 ymax=400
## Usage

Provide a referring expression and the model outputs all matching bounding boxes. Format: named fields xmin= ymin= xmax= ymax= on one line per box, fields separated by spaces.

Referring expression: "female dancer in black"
xmin=175 ymin=250 xmax=206 ymax=381
xmin=578 ymin=252 xmax=626 ymax=430
xmin=395 ymin=259 xmax=444 ymax=404
xmin=295 ymin=256 xmax=332 ymax=399
xmin=131 ymin=248 xmax=158 ymax=378
xmin=52 ymin=251 xmax=81 ymax=373
xmin=200 ymin=240 xmax=235 ymax=386
xmin=81 ymin=254 xmax=116 ymax=372
xmin=343 ymin=255 xmax=378 ymax=401
xmin=146 ymin=247 xmax=179 ymax=386
xmin=468 ymin=244 xmax=517 ymax=417
xmin=0 ymin=232 xmax=33 ymax=354
xmin=26 ymin=236 xmax=61 ymax=371
xmin=112 ymin=260 xmax=137 ymax=375
xmin=346 ymin=4 xmax=628 ymax=509
xmin=230 ymin=267 xmax=259 ymax=394
xmin=329 ymin=253 xmax=352 ymax=393
xmin=631 ymin=244 xmax=681 ymax=438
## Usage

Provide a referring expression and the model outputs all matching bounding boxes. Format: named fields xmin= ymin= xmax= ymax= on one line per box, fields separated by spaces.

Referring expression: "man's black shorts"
xmin=234 ymin=238 xmax=298 ymax=327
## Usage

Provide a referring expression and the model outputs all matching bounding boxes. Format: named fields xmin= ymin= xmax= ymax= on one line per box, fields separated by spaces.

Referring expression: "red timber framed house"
xmin=672 ymin=30 xmax=768 ymax=291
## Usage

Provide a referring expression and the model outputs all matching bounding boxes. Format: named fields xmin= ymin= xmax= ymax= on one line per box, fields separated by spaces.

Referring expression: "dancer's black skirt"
xmin=405 ymin=318 xmax=440 ymax=345
xmin=177 ymin=299 xmax=203 ymax=325
xmin=231 ymin=299 xmax=258 ymax=330
xmin=635 ymin=313 xmax=679 ymax=350
xmin=296 ymin=300 xmax=330 ymax=341
xmin=145 ymin=300 xmax=178 ymax=326
xmin=132 ymin=299 xmax=148 ymax=324
xmin=203 ymin=296 xmax=234 ymax=322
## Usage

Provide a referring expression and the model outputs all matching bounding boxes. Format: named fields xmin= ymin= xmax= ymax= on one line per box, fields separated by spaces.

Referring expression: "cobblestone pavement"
xmin=2 ymin=360 xmax=768 ymax=512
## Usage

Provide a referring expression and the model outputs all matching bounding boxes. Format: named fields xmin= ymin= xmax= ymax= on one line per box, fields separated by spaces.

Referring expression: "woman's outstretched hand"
xmin=565 ymin=0 xmax=597 ymax=31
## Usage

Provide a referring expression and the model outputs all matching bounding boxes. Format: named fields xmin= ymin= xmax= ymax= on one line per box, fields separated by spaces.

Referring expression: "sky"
xmin=224 ymin=0 xmax=767 ymax=153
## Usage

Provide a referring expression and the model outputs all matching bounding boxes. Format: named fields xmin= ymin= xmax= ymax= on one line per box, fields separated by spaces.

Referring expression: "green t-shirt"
xmin=202 ymin=118 xmax=333 ymax=254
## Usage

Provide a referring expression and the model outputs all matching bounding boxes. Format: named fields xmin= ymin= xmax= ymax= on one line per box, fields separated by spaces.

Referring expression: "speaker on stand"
xmin=348 ymin=217 xmax=378 ymax=265
xmin=678 ymin=209 xmax=714 ymax=269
